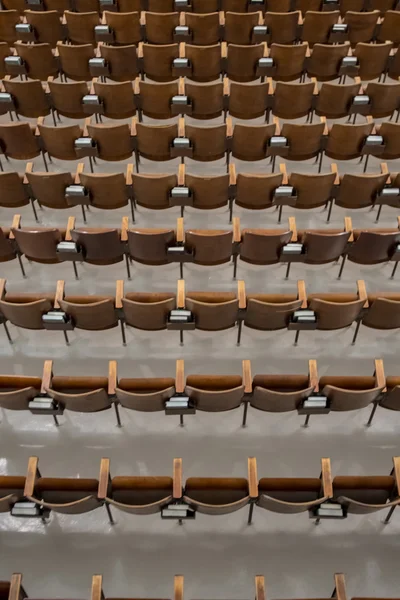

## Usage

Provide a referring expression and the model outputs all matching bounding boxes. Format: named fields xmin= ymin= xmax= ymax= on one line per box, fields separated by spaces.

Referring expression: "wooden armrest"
xmin=374 ymin=359 xmax=385 ymax=389
xmin=392 ymin=456 xmax=400 ymax=496
xmin=178 ymin=117 xmax=185 ymax=138
xmin=61 ymin=13 xmax=67 ymax=24
xmin=98 ymin=458 xmax=110 ymax=500
xmin=54 ymin=44 xmax=60 ymax=57
xmin=9 ymin=575 xmax=23 ymax=600
xmin=266 ymin=77 xmax=274 ymax=96
xmin=179 ymin=42 xmax=185 ymax=58
xmin=82 ymin=116 xmax=91 ymax=138
xmin=24 ymin=456 xmax=39 ymax=497
xmin=66 ymin=216 xmax=75 ymax=241
xmin=108 ymin=360 xmax=117 ymax=396
xmin=176 ymin=217 xmax=184 ymax=243
xmin=226 ymin=116 xmax=233 ymax=139
xmin=43 ymin=79 xmax=50 ymax=95
xmin=255 ymin=577 xmax=265 ymax=600
xmin=223 ymin=75 xmax=229 ymax=97
xmin=262 ymin=41 xmax=267 ymax=57
xmin=242 ymin=359 xmax=252 ymax=394
xmin=331 ymin=162 xmax=339 ymax=185
xmin=229 ymin=163 xmax=236 ymax=186
xmin=311 ymin=77 xmax=318 ymax=95
xmin=35 ymin=116 xmax=44 ymax=137
xmin=41 ymin=360 xmax=53 ymax=394
xmin=380 ymin=162 xmax=389 ymax=177
xmin=297 ymin=280 xmax=307 ymax=309
xmin=305 ymin=44 xmax=311 ymax=58
xmin=89 ymin=79 xmax=95 ymax=95
xmin=367 ymin=115 xmax=374 ymax=129
xmin=320 ymin=115 xmax=328 ymax=137
xmin=177 ymin=279 xmax=185 ymax=309
xmin=273 ymin=116 xmax=280 ymax=136
xmin=133 ymin=77 xmax=140 ymax=95
xmin=289 ymin=216 xmax=297 ymax=242
xmin=9 ymin=214 xmax=21 ymax=240
xmin=138 ymin=41 xmax=143 ymax=58
xmin=178 ymin=163 xmax=185 ymax=186
xmin=0 ymin=279 xmax=6 ymax=300
xmin=279 ymin=163 xmax=288 ymax=185
xmin=221 ymin=41 xmax=227 ymax=58
xmin=131 ymin=116 xmax=138 ymax=137
xmin=248 ymin=457 xmax=258 ymax=499
xmin=238 ymin=280 xmax=246 ymax=310
xmin=115 ymin=280 xmax=124 ymax=310
xmin=121 ymin=216 xmax=129 ymax=242
xmin=178 ymin=76 xmax=185 ymax=96
xmin=179 ymin=11 xmax=185 ymax=25
xmin=357 ymin=280 xmax=368 ymax=308
xmin=173 ymin=458 xmax=183 ymax=499
xmin=344 ymin=216 xmax=354 ymax=242
xmin=175 ymin=359 xmax=185 ymax=393
xmin=24 ymin=162 xmax=33 ymax=185
xmin=308 ymin=359 xmax=319 ymax=392
xmin=54 ymin=280 xmax=65 ymax=310
xmin=219 ymin=10 xmax=225 ymax=26
xmin=334 ymin=574 xmax=347 ymax=600
xmin=91 ymin=575 xmax=104 ymax=600
xmin=257 ymin=11 xmax=263 ymax=24
xmin=126 ymin=163 xmax=134 ymax=186
xmin=232 ymin=216 xmax=241 ymax=243
xmin=74 ymin=162 xmax=84 ymax=184
xmin=320 ymin=457 xmax=333 ymax=499
xmin=174 ymin=575 xmax=184 ymax=600
xmin=298 ymin=11 xmax=303 ymax=25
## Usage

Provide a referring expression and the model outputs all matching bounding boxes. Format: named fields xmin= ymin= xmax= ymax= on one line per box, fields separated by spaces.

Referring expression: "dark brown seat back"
xmin=0 ymin=122 xmax=40 ymax=160
xmin=127 ymin=228 xmax=175 ymax=264
xmin=348 ymin=230 xmax=400 ymax=264
xmin=272 ymin=81 xmax=314 ymax=119
xmin=378 ymin=10 xmax=400 ymax=45
xmin=228 ymin=81 xmax=269 ymax=120
xmin=0 ymin=294 xmax=54 ymax=329
xmin=14 ymin=41 xmax=58 ymax=80
xmin=145 ymin=11 xmax=179 ymax=44
xmin=138 ymin=80 xmax=178 ymax=120
xmin=315 ymin=81 xmax=361 ymax=119
xmin=344 ymin=10 xmax=380 ymax=45
xmin=282 ymin=121 xmax=324 ymax=161
xmin=320 ymin=375 xmax=384 ymax=411
xmin=38 ymin=123 xmax=83 ymax=161
xmin=48 ymin=80 xmax=89 ymax=119
xmin=0 ymin=172 xmax=29 ymax=208
xmin=264 ymin=11 xmax=300 ymax=44
xmin=71 ymin=228 xmax=125 ymax=263
xmin=362 ymin=295 xmax=400 ymax=330
xmin=336 ymin=173 xmax=388 ymax=209
xmin=307 ymin=43 xmax=350 ymax=81
xmin=269 ymin=43 xmax=307 ymax=81
xmin=132 ymin=173 xmax=177 ymax=209
xmin=231 ymin=123 xmax=276 ymax=161
xmin=185 ymin=12 xmax=221 ymax=45
xmin=0 ymin=375 xmax=41 ymax=410
xmin=48 ymin=375 xmax=111 ymax=410
xmin=3 ymin=79 xmax=49 ymax=119
xmin=104 ymin=11 xmax=141 ymax=45
xmin=353 ymin=41 xmax=393 ymax=81
xmin=12 ymin=227 xmax=62 ymax=261
xmin=302 ymin=10 xmax=340 ymax=46
xmin=64 ymin=10 xmax=99 ymax=44
xmin=116 ymin=378 xmax=175 ymax=411
xmin=25 ymin=10 xmax=65 ymax=47
xmin=57 ymin=42 xmax=95 ymax=81
xmin=79 ymin=172 xmax=129 ymax=210
xmin=244 ymin=294 xmax=302 ymax=330
xmin=240 ymin=228 xmax=292 ymax=264
xmin=183 ymin=477 xmax=249 ymax=514
xmin=185 ymin=229 xmax=233 ymax=265
xmin=308 ymin=294 xmax=365 ymax=330
xmin=99 ymin=43 xmax=139 ymax=81
xmin=186 ymin=374 xmax=244 ymax=411
xmin=136 ymin=122 xmax=178 ymax=161
xmin=186 ymin=43 xmax=223 ymax=82
xmin=226 ymin=42 xmax=265 ymax=82
xmin=186 ymin=292 xmax=238 ymax=330
xmin=142 ymin=42 xmax=178 ymax=81
xmin=185 ymin=81 xmax=224 ymax=120
xmin=235 ymin=172 xmax=282 ymax=210
xmin=288 ymin=172 xmax=335 ymax=209
xmin=59 ymin=296 xmax=118 ymax=330
xmin=87 ymin=122 xmax=133 ymax=161
xmin=122 ymin=292 xmax=175 ymax=330
xmin=251 ymin=374 xmax=313 ymax=412
xmin=224 ymin=11 xmax=260 ymax=45
xmin=300 ymin=230 xmax=351 ymax=263
xmin=325 ymin=122 xmax=374 ymax=161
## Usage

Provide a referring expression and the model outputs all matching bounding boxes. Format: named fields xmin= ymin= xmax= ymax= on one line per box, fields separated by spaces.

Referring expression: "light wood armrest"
xmin=131 ymin=116 xmax=138 ymax=137
xmin=179 ymin=42 xmax=185 ymax=58
xmin=24 ymin=456 xmax=39 ymax=497
xmin=174 ymin=576 xmax=184 ymax=600
xmin=229 ymin=163 xmax=236 ymax=186
xmin=178 ymin=117 xmax=185 ymax=138
xmin=305 ymin=43 xmax=311 ymax=58
xmin=98 ymin=458 xmax=110 ymax=500
xmin=279 ymin=163 xmax=288 ymax=185
xmin=219 ymin=10 xmax=225 ymax=26
xmin=179 ymin=11 xmax=185 ymax=25
xmin=35 ymin=116 xmax=44 ymax=137
xmin=24 ymin=162 xmax=33 ymax=184
xmin=43 ymin=79 xmax=50 ymax=94
xmin=9 ymin=575 xmax=23 ymax=600
xmin=266 ymin=77 xmax=274 ymax=96
xmin=257 ymin=11 xmax=263 ymax=24
xmin=380 ymin=162 xmax=389 ymax=177
xmin=344 ymin=216 xmax=354 ymax=242
xmin=74 ymin=162 xmax=84 ymax=184
xmin=248 ymin=457 xmax=258 ymax=499
xmin=374 ymin=359 xmax=385 ymax=389
xmin=91 ymin=575 xmax=104 ymax=600
xmin=108 ymin=360 xmax=117 ymax=396
xmin=0 ymin=279 xmax=6 ymax=300
xmin=298 ymin=11 xmax=303 ymax=25
xmin=140 ymin=11 xmax=146 ymax=25
xmin=232 ymin=216 xmax=241 ymax=243
xmin=89 ymin=79 xmax=95 ymax=95
xmin=308 ymin=359 xmax=319 ymax=392
xmin=54 ymin=280 xmax=65 ymax=309
xmin=238 ymin=280 xmax=246 ymax=310
xmin=41 ymin=360 xmax=53 ymax=394
xmin=115 ymin=280 xmax=124 ymax=310
xmin=221 ymin=41 xmax=227 ymax=58
xmin=177 ymin=279 xmax=185 ymax=309
xmin=82 ymin=116 xmax=91 ymax=137
xmin=289 ymin=216 xmax=297 ymax=242
xmin=61 ymin=13 xmax=67 ymax=24
xmin=223 ymin=75 xmax=229 ymax=96
xmin=242 ymin=359 xmax=252 ymax=394
xmin=178 ymin=163 xmax=185 ymax=186
xmin=273 ymin=116 xmax=280 ymax=136
xmin=66 ymin=216 xmax=75 ymax=241
xmin=121 ymin=216 xmax=129 ymax=242
xmin=175 ymin=359 xmax=185 ymax=393
xmin=297 ymin=280 xmax=307 ymax=309
xmin=178 ymin=76 xmax=185 ymax=95
xmin=357 ymin=280 xmax=368 ymax=308
xmin=54 ymin=44 xmax=60 ymax=57
xmin=334 ymin=574 xmax=347 ymax=600
xmin=392 ymin=456 xmax=400 ymax=496
xmin=9 ymin=214 xmax=21 ymax=240
xmin=133 ymin=77 xmax=140 ymax=95
xmin=331 ymin=162 xmax=339 ymax=185
xmin=126 ymin=163 xmax=134 ymax=186
xmin=320 ymin=115 xmax=328 ymax=136
xmin=321 ymin=457 xmax=333 ymax=499
xmin=311 ymin=77 xmax=318 ymax=95
xmin=176 ymin=217 xmax=184 ymax=243
xmin=262 ymin=41 xmax=267 ymax=57
xmin=173 ymin=458 xmax=183 ymax=499
xmin=367 ymin=115 xmax=374 ymax=128
xmin=226 ymin=116 xmax=233 ymax=138
xmin=138 ymin=41 xmax=143 ymax=58
xmin=255 ymin=577 xmax=265 ymax=600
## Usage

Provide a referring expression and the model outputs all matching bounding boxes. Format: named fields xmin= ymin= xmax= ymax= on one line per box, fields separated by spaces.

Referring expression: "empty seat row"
xmin=2 ymin=77 xmax=400 ymax=124
xmin=1 ymin=162 xmax=399 ymax=224
xmin=2 ymin=215 xmax=400 ymax=279
xmin=0 ymin=0 xmax=398 ymax=15
xmin=2 ymin=41 xmax=400 ymax=83
xmin=1 ymin=117 xmax=400 ymax=174
xmin=1 ymin=454 xmax=399 ymax=523
xmin=2 ymin=9 xmax=400 ymax=47
xmin=2 ymin=276 xmax=400 ymax=348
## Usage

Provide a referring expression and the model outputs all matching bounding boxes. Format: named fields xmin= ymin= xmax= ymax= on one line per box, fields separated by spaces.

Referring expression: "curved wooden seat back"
xmin=116 ymin=377 xmax=175 ymax=410
xmin=264 ymin=11 xmax=300 ymax=44
xmin=59 ymin=296 xmax=118 ymax=330
xmin=48 ymin=80 xmax=89 ymax=119
xmin=79 ymin=172 xmax=129 ymax=209
xmin=382 ymin=377 xmax=400 ymax=410
xmin=353 ymin=41 xmax=393 ymax=81
xmin=136 ymin=122 xmax=178 ymax=160
xmin=348 ymin=230 xmax=400 ymax=264
xmin=379 ymin=122 xmax=400 ymax=160
xmin=3 ymin=80 xmax=49 ymax=119
xmin=0 ymin=228 xmax=15 ymax=262
xmin=315 ymin=82 xmax=361 ymax=119
xmin=258 ymin=477 xmax=324 ymax=513
xmin=0 ymin=476 xmax=26 ymax=512
xmin=235 ymin=172 xmax=282 ymax=210
xmin=186 ymin=173 xmax=229 ymax=209
xmin=185 ymin=12 xmax=221 ymax=45
xmin=320 ymin=375 xmax=384 ymax=411
xmin=244 ymin=294 xmax=303 ymax=330
xmin=289 ymin=172 xmax=336 ymax=209
xmin=251 ymin=374 xmax=313 ymax=412
xmin=87 ymin=122 xmax=133 ymax=161
xmin=99 ymin=43 xmax=139 ymax=81
xmin=240 ymin=228 xmax=292 ymax=265
xmin=302 ymin=10 xmax=340 ymax=46
xmin=185 ymin=291 xmax=238 ymax=330
xmin=336 ymin=173 xmax=388 ymax=209
xmin=299 ymin=230 xmax=350 ymax=263
xmin=0 ymin=10 xmax=20 ymax=45
xmin=185 ymin=123 xmax=227 ymax=162
xmin=228 ymin=81 xmax=269 ymax=120
xmin=94 ymin=80 xmax=136 ymax=119
xmin=281 ymin=121 xmax=324 ymax=161
xmin=0 ymin=375 xmax=42 ymax=410
xmin=14 ymin=42 xmax=58 ymax=80
xmin=366 ymin=82 xmax=400 ymax=119
xmin=145 ymin=11 xmax=179 ymax=44
xmin=64 ymin=10 xmax=99 ymax=44
xmin=27 ymin=171 xmax=73 ymax=209
xmin=109 ymin=476 xmax=173 ymax=514
xmin=308 ymin=293 xmax=365 ymax=329
xmin=0 ymin=172 xmax=29 ymax=208
xmin=185 ymin=229 xmax=233 ymax=265
xmin=325 ymin=122 xmax=374 ymax=161
xmin=11 ymin=227 xmax=62 ymax=261
xmin=132 ymin=173 xmax=177 ymax=209
xmin=104 ymin=11 xmax=141 ymax=45
xmin=39 ymin=123 xmax=83 ymax=161
xmin=57 ymin=42 xmax=95 ymax=81
xmin=231 ymin=123 xmax=276 ymax=161
xmin=127 ymin=228 xmax=175 ymax=264
xmin=25 ymin=10 xmax=65 ymax=47
xmin=185 ymin=374 xmax=244 ymax=411
xmin=48 ymin=375 xmax=111 ymax=411
xmin=184 ymin=477 xmax=249 ymax=514
xmin=362 ymin=294 xmax=400 ymax=330
xmin=31 ymin=477 xmax=100 ymax=514
xmin=307 ymin=43 xmax=350 ymax=81
xmin=272 ymin=81 xmax=314 ymax=120
xmin=0 ymin=122 xmax=40 ymax=160
xmin=333 ymin=475 xmax=397 ymax=513
xmin=269 ymin=43 xmax=307 ymax=81
xmin=226 ymin=42 xmax=265 ymax=82
xmin=71 ymin=228 xmax=125 ymax=263
xmin=122 ymin=292 xmax=176 ymax=330
xmin=142 ymin=42 xmax=178 ymax=81
xmin=224 ymin=11 xmax=261 ymax=45
xmin=0 ymin=294 xmax=54 ymax=329
xmin=186 ymin=43 xmax=223 ymax=82
xmin=378 ymin=10 xmax=400 ymax=45
xmin=138 ymin=80 xmax=178 ymax=119
xmin=185 ymin=81 xmax=224 ymax=120
xmin=344 ymin=10 xmax=380 ymax=45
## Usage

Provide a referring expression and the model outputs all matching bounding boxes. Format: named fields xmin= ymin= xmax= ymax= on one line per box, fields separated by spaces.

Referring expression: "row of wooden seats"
xmin=1 ymin=215 xmax=399 ymax=279
xmin=2 ymin=41 xmax=400 ymax=83
xmin=0 ymin=0 xmax=397 ymax=16
xmin=2 ymin=77 xmax=400 ymax=125
xmin=2 ymin=9 xmax=400 ymax=47
xmin=1 ymin=274 xmax=400 ymax=347
xmin=0 ymin=117 xmax=400 ymax=174
xmin=0 ymin=455 xmax=399 ymax=523
xmin=1 ymin=162 xmax=399 ymax=224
